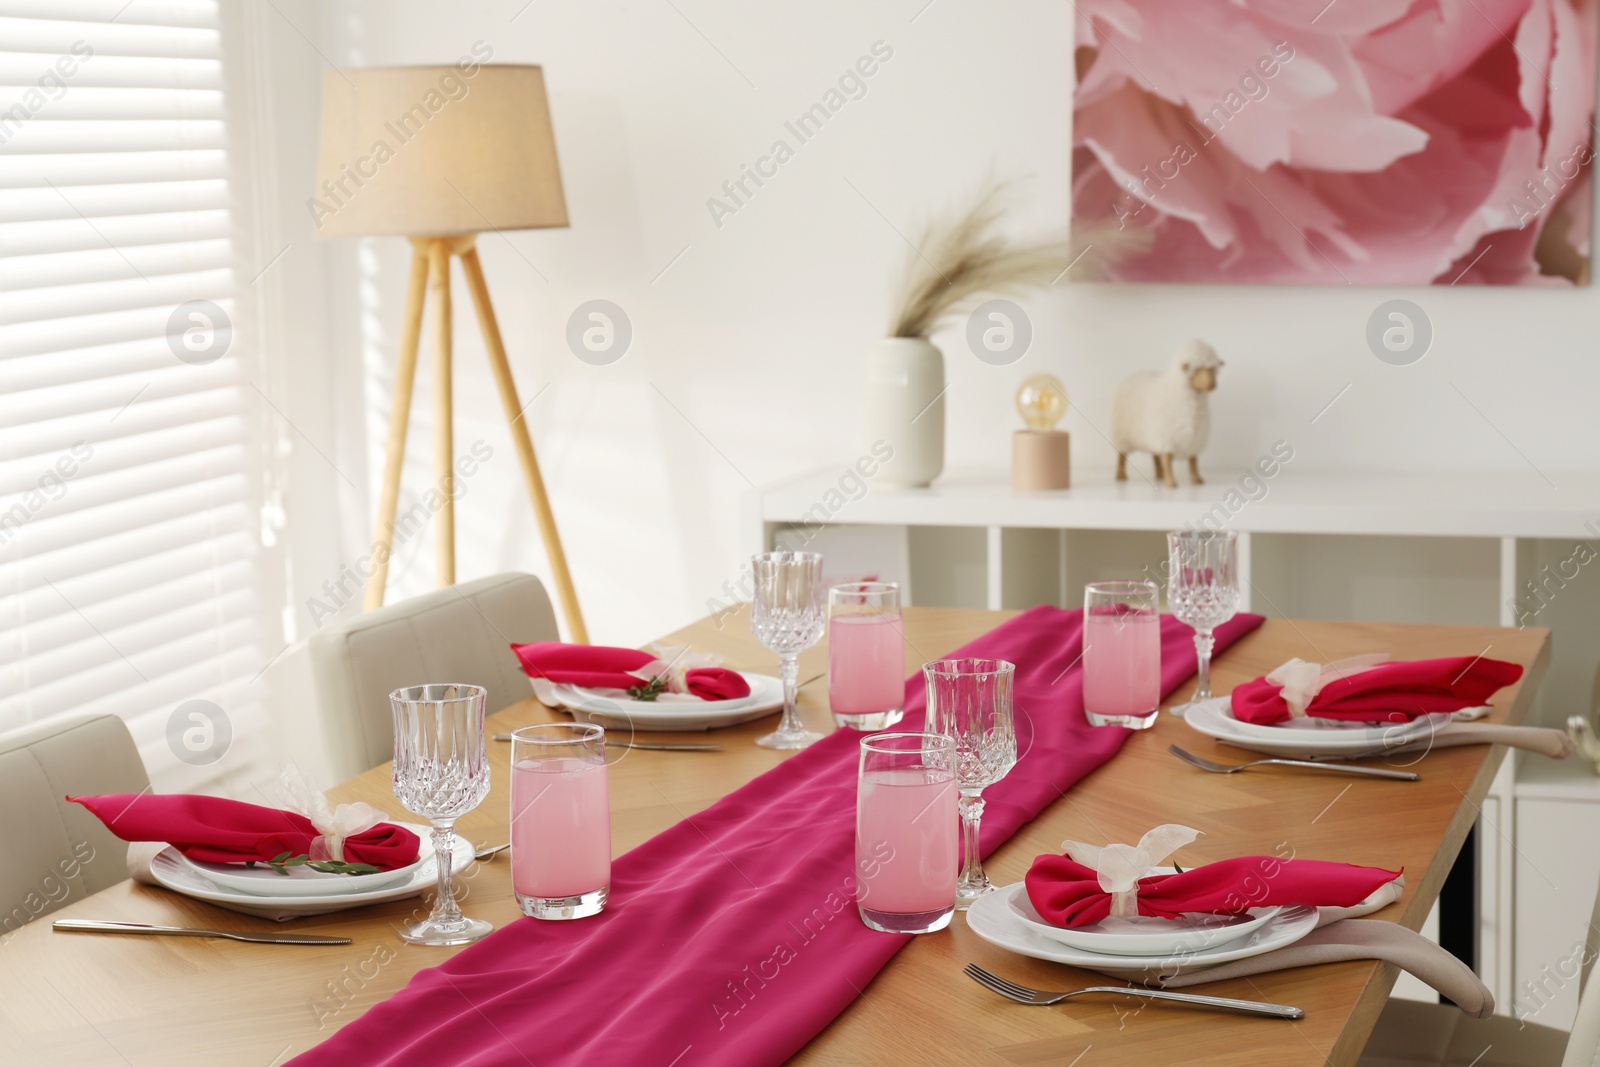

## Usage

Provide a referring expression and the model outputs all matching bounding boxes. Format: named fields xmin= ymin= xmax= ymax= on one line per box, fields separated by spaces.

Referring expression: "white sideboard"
xmin=744 ymin=466 xmax=1600 ymax=1025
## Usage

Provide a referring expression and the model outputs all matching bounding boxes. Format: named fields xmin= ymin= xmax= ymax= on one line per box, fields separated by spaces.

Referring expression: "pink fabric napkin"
xmin=510 ymin=641 xmax=751 ymax=701
xmin=70 ymin=794 xmax=420 ymax=871
xmin=1025 ymin=855 xmax=1401 ymax=928
xmin=1230 ymin=655 xmax=1523 ymax=725
xmin=289 ymin=607 xmax=1263 ymax=1067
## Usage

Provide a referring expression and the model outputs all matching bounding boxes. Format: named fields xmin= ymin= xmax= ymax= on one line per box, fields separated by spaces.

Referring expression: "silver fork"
xmin=963 ymin=964 xmax=1303 ymax=1019
xmin=1168 ymin=744 xmax=1418 ymax=781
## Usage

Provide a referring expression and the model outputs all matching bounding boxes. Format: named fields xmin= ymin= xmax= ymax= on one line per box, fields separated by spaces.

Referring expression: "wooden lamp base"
xmin=1012 ymin=430 xmax=1071 ymax=492
xmin=363 ymin=233 xmax=588 ymax=642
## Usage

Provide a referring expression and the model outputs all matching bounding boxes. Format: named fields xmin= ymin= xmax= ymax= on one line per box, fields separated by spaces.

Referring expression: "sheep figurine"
xmin=1110 ymin=339 xmax=1223 ymax=488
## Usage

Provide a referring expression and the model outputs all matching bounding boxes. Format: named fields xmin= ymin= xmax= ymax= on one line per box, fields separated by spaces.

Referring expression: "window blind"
xmin=0 ymin=0 xmax=268 ymax=791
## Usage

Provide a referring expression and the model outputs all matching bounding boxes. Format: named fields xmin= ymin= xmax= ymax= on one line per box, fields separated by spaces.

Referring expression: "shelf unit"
xmin=745 ymin=467 xmax=1600 ymax=1023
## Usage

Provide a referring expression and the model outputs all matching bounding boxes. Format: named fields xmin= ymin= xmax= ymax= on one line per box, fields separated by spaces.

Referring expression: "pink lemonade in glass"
xmin=855 ymin=733 xmax=958 ymax=934
xmin=511 ymin=723 xmax=611 ymax=919
xmin=1082 ymin=580 xmax=1162 ymax=729
xmin=828 ymin=582 xmax=906 ymax=731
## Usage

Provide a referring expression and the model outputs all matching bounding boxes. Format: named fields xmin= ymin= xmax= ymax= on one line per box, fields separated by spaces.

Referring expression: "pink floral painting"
xmin=1071 ymin=0 xmax=1597 ymax=285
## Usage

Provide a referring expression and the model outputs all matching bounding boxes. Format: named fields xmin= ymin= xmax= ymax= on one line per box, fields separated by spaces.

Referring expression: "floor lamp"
xmin=314 ymin=64 xmax=587 ymax=641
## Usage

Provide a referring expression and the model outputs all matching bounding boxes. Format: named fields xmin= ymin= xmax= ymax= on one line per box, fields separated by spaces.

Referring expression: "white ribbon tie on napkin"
xmin=1266 ymin=653 xmax=1390 ymax=718
xmin=1062 ymin=824 xmax=1202 ymax=918
xmin=278 ymin=770 xmax=388 ymax=863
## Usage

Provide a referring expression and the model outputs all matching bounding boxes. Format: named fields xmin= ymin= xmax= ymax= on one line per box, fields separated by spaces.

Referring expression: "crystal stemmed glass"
xmin=750 ymin=551 xmax=827 ymax=749
xmin=390 ymin=683 xmax=493 ymax=945
xmin=922 ymin=658 xmax=1017 ymax=908
xmin=1166 ymin=529 xmax=1241 ymax=712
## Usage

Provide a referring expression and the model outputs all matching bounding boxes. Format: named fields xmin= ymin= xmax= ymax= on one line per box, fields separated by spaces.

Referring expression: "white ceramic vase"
xmin=863 ymin=336 xmax=945 ymax=487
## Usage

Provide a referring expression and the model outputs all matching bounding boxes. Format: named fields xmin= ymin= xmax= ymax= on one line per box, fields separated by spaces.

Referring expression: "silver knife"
xmin=54 ymin=919 xmax=351 ymax=945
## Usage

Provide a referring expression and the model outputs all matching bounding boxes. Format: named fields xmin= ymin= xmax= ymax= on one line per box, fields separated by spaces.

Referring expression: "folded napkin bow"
xmin=510 ymin=641 xmax=751 ymax=701
xmin=1025 ymin=824 xmax=1401 ymax=928
xmin=1230 ymin=654 xmax=1523 ymax=726
xmin=70 ymin=793 xmax=420 ymax=871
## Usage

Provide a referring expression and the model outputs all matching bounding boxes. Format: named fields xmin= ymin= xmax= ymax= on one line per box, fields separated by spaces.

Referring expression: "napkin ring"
xmin=1062 ymin=823 xmax=1203 ymax=918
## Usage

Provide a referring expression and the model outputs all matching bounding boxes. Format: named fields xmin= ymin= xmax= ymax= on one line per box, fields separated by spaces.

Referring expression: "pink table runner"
xmin=292 ymin=606 xmax=1264 ymax=1067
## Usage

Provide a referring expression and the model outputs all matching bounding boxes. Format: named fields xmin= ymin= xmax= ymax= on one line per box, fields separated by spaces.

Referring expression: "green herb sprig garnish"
xmin=260 ymin=851 xmax=383 ymax=876
xmin=625 ymin=676 xmax=668 ymax=702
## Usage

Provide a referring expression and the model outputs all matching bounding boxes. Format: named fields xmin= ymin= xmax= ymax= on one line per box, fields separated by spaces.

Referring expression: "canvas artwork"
xmin=1070 ymin=0 xmax=1597 ymax=285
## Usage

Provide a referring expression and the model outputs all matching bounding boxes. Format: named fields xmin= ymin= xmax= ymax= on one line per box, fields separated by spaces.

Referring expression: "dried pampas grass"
xmin=889 ymin=184 xmax=1146 ymax=339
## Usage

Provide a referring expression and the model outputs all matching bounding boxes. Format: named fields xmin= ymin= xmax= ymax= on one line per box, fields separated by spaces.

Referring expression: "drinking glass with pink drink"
xmin=510 ymin=723 xmax=610 ymax=919
xmin=828 ymin=581 xmax=907 ymax=731
xmin=855 ymin=732 xmax=958 ymax=934
xmin=1083 ymin=580 xmax=1161 ymax=729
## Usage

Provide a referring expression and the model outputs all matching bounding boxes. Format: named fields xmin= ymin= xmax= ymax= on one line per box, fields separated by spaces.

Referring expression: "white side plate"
xmin=178 ymin=844 xmax=423 ymax=897
xmin=1012 ymin=892 xmax=1281 ymax=957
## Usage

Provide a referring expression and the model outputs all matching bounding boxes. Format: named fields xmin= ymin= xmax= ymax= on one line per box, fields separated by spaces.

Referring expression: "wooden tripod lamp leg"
xmin=363 ymin=240 xmax=430 ymax=611
xmin=429 ymin=238 xmax=456 ymax=587
xmin=459 ymin=244 xmax=590 ymax=643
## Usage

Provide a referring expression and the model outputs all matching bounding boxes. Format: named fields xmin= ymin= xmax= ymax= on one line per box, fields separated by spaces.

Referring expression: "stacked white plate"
xmin=966 ymin=880 xmax=1319 ymax=980
xmin=1182 ymin=696 xmax=1482 ymax=758
xmin=538 ymin=672 xmax=785 ymax=732
xmin=148 ymin=822 xmax=473 ymax=918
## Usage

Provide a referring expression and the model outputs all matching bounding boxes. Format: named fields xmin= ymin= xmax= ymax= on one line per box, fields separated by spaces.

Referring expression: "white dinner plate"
xmin=177 ymin=842 xmax=424 ymax=897
xmin=966 ymin=883 xmax=1318 ymax=979
xmin=551 ymin=673 xmax=785 ymax=732
xmin=1183 ymin=697 xmax=1443 ymax=758
xmin=149 ymin=822 xmax=471 ymax=913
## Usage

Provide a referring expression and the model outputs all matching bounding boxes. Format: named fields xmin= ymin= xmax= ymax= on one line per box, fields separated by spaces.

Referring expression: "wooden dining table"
xmin=0 ymin=607 xmax=1549 ymax=1066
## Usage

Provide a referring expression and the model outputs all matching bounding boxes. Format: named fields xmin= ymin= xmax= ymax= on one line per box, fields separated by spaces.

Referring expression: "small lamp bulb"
xmin=1016 ymin=374 xmax=1068 ymax=432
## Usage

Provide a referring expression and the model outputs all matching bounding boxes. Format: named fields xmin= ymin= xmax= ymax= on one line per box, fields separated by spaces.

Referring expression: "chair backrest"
xmin=1560 ymin=866 xmax=1600 ymax=1067
xmin=309 ymin=572 xmax=559 ymax=780
xmin=0 ymin=714 xmax=150 ymax=934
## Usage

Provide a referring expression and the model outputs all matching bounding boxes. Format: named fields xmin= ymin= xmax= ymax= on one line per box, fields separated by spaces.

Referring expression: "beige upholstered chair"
xmin=1358 ymin=871 xmax=1600 ymax=1066
xmin=0 ymin=714 xmax=150 ymax=934
xmin=309 ymin=572 xmax=559 ymax=780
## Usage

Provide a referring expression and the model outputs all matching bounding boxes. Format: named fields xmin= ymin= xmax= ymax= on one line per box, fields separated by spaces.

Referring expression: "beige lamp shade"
xmin=313 ymin=64 xmax=567 ymax=238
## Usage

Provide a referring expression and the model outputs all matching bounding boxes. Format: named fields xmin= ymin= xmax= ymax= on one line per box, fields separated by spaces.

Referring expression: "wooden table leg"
xmin=429 ymin=238 xmax=455 ymax=587
xmin=459 ymin=244 xmax=589 ymax=643
xmin=363 ymin=240 xmax=430 ymax=610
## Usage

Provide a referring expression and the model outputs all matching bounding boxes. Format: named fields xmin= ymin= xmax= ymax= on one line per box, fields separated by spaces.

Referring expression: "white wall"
xmin=276 ymin=0 xmax=1600 ymax=649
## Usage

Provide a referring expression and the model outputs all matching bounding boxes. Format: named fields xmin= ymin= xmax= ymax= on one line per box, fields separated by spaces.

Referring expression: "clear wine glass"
xmin=922 ymin=658 xmax=1016 ymax=908
xmin=391 ymin=683 xmax=493 ymax=945
xmin=750 ymin=551 xmax=826 ymax=749
xmin=1166 ymin=529 xmax=1241 ymax=712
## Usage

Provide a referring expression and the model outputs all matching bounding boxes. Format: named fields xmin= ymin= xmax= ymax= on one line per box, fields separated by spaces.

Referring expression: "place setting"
xmin=504 ymin=550 xmax=913 ymax=750
xmin=497 ymin=550 xmax=840 ymax=743
xmin=959 ymin=820 xmax=1492 ymax=1019
xmin=1085 ymin=530 xmax=1576 ymax=776
xmin=508 ymin=639 xmax=784 ymax=734
xmin=57 ymin=685 xmax=499 ymax=931
xmin=55 ymin=681 xmax=619 ymax=938
xmin=964 ymin=823 xmax=1389 ymax=980
xmin=1178 ymin=650 xmax=1575 ymax=763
